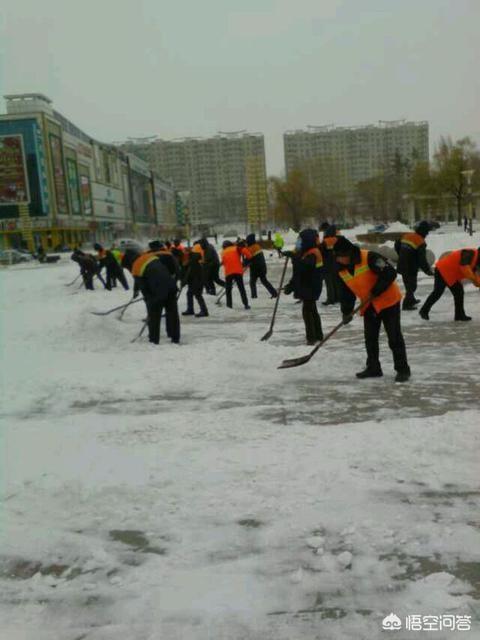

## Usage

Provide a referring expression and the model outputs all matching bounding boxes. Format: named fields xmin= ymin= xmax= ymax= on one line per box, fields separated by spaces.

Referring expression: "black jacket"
xmin=182 ymin=253 xmax=204 ymax=295
xmin=137 ymin=259 xmax=177 ymax=304
xmin=338 ymin=248 xmax=398 ymax=315
xmin=395 ymin=239 xmax=431 ymax=276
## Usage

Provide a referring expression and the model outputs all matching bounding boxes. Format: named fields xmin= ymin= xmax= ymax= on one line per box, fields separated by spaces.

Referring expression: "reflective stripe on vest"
xmin=401 ymin=232 xmax=424 ymax=250
xmin=303 ymin=247 xmax=323 ymax=267
xmin=132 ymin=254 xmax=158 ymax=277
xmin=111 ymin=249 xmax=123 ymax=265
xmin=339 ymin=249 xmax=401 ymax=315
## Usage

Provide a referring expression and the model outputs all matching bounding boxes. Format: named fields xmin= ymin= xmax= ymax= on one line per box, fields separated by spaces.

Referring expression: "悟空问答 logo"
xmin=382 ymin=613 xmax=402 ymax=630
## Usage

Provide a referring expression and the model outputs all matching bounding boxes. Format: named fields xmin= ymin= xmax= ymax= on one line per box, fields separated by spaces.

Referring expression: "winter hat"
xmin=246 ymin=233 xmax=256 ymax=246
xmin=148 ymin=240 xmax=163 ymax=251
xmin=324 ymin=225 xmax=337 ymax=238
xmin=299 ymin=228 xmax=318 ymax=252
xmin=333 ymin=236 xmax=356 ymax=256
xmin=93 ymin=243 xmax=103 ymax=251
xmin=222 ymin=240 xmax=233 ymax=249
xmin=415 ymin=221 xmax=430 ymax=237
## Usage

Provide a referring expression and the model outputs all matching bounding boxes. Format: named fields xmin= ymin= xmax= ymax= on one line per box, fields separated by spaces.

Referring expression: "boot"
xmin=182 ymin=310 xmax=194 ymax=316
xmin=395 ymin=369 xmax=411 ymax=383
xmin=455 ymin=314 xmax=472 ymax=321
xmin=419 ymin=308 xmax=429 ymax=320
xmin=195 ymin=311 xmax=209 ymax=318
xmin=356 ymin=368 xmax=383 ymax=379
xmin=402 ymin=302 xmax=418 ymax=311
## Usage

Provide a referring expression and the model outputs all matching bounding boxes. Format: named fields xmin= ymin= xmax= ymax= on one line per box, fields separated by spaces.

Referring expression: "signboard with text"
xmin=0 ymin=135 xmax=30 ymax=206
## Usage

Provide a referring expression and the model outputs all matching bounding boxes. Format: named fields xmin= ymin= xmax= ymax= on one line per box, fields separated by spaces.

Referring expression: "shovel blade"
xmin=277 ymin=353 xmax=312 ymax=369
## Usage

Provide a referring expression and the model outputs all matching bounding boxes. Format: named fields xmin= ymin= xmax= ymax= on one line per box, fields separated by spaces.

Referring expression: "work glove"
xmin=342 ymin=313 xmax=353 ymax=325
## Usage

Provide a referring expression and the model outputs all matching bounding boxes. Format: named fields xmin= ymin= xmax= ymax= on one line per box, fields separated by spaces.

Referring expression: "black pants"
xmin=421 ymin=269 xmax=465 ymax=318
xmin=225 ymin=274 xmax=249 ymax=308
xmin=250 ymin=272 xmax=277 ymax=298
xmin=302 ymin=300 xmax=323 ymax=342
xmin=205 ymin=264 xmax=225 ymax=295
xmin=186 ymin=288 xmax=208 ymax=315
xmin=106 ymin=264 xmax=129 ymax=291
xmin=364 ymin=303 xmax=409 ymax=373
xmin=146 ymin=293 xmax=180 ymax=345
xmin=82 ymin=271 xmax=94 ymax=290
xmin=401 ymin=272 xmax=418 ymax=308
xmin=323 ymin=252 xmax=340 ymax=304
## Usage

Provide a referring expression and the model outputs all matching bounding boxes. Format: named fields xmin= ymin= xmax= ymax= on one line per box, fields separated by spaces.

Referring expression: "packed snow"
xmin=1 ymin=223 xmax=479 ymax=639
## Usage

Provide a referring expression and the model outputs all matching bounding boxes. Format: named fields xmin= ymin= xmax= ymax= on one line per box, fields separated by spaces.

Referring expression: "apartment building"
xmin=284 ymin=120 xmax=429 ymax=197
xmin=123 ymin=131 xmax=268 ymax=233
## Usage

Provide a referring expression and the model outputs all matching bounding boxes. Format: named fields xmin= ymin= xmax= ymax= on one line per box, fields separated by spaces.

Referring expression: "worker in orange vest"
xmin=221 ymin=240 xmax=251 ymax=309
xmin=419 ymin=247 xmax=480 ymax=321
xmin=245 ymin=233 xmax=277 ymax=298
xmin=334 ymin=236 xmax=410 ymax=382
xmin=181 ymin=244 xmax=209 ymax=317
xmin=283 ymin=229 xmax=324 ymax=344
xmin=122 ymin=250 xmax=179 ymax=344
xmin=320 ymin=224 xmax=341 ymax=305
xmin=395 ymin=221 xmax=433 ymax=310
xmin=94 ymin=242 xmax=129 ymax=290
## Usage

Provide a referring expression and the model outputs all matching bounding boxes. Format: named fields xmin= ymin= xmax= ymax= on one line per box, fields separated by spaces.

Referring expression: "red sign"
xmin=0 ymin=135 xmax=30 ymax=205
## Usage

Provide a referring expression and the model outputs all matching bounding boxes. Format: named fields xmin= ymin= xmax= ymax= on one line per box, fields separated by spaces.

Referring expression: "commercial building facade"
xmin=0 ymin=94 xmax=177 ymax=251
xmin=122 ymin=131 xmax=268 ymax=234
xmin=284 ymin=120 xmax=429 ymax=200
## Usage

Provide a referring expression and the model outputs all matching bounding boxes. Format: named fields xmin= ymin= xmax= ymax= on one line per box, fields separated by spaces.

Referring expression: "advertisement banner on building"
xmin=67 ymin=158 xmax=81 ymax=215
xmin=0 ymin=135 xmax=30 ymax=205
xmin=79 ymin=165 xmax=93 ymax=215
xmin=49 ymin=133 xmax=68 ymax=214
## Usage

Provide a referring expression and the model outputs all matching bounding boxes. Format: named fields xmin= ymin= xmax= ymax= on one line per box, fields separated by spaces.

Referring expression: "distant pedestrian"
xmin=221 ymin=241 xmax=251 ymax=309
xmin=245 ymin=233 xmax=277 ymax=299
xmin=273 ymin=232 xmax=284 ymax=257
xmin=182 ymin=246 xmax=209 ymax=317
xmin=420 ymin=247 xmax=480 ymax=321
xmin=394 ymin=221 xmax=433 ymax=310
xmin=284 ymin=229 xmax=324 ymax=345
xmin=122 ymin=250 xmax=180 ymax=345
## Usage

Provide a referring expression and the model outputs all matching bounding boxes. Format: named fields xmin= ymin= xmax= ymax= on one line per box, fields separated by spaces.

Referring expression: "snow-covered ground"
xmin=1 ymin=224 xmax=479 ymax=639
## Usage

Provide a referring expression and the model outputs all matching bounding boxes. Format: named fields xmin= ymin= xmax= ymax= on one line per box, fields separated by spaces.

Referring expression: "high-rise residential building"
xmin=284 ymin=120 xmax=429 ymax=198
xmin=122 ymin=131 xmax=268 ymax=232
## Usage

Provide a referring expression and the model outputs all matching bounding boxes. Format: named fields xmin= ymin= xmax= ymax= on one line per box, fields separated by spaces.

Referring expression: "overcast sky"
xmin=1 ymin=0 xmax=479 ymax=175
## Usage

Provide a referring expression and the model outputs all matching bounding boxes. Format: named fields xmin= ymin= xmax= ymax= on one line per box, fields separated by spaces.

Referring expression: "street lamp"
xmin=461 ymin=169 xmax=475 ymax=236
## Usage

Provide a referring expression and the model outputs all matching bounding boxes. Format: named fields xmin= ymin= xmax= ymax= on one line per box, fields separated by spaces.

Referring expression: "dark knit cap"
xmin=332 ymin=236 xmax=356 ymax=256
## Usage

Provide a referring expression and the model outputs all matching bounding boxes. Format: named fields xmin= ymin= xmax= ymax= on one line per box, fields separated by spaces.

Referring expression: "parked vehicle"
xmin=367 ymin=223 xmax=388 ymax=233
xmin=0 ymin=249 xmax=34 ymax=265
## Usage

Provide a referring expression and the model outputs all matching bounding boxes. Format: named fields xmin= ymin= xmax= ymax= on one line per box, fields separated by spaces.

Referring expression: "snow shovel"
xmin=118 ymin=294 xmax=137 ymax=320
xmin=91 ymin=298 xmax=143 ymax=316
xmin=278 ymin=299 xmax=371 ymax=370
xmin=131 ymin=320 xmax=148 ymax=343
xmin=260 ymin=256 xmax=289 ymax=341
xmin=64 ymin=273 xmax=82 ymax=287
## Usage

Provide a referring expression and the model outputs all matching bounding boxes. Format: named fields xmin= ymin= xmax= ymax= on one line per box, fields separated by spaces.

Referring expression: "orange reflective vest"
xmin=192 ymin=243 xmax=205 ymax=263
xmin=303 ymin=247 xmax=324 ymax=267
xmin=222 ymin=245 xmax=250 ymax=276
xmin=132 ymin=254 xmax=158 ymax=277
xmin=338 ymin=249 xmax=401 ymax=315
xmin=436 ymin=249 xmax=480 ymax=287
xmin=400 ymin=232 xmax=425 ymax=250
xmin=248 ymin=243 xmax=263 ymax=258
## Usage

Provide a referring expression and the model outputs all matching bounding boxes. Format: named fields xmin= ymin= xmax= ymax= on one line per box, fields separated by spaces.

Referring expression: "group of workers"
xmin=70 ymin=224 xmax=480 ymax=383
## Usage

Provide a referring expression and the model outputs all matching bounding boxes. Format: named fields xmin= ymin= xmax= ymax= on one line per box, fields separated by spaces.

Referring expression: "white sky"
xmin=1 ymin=0 xmax=479 ymax=175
